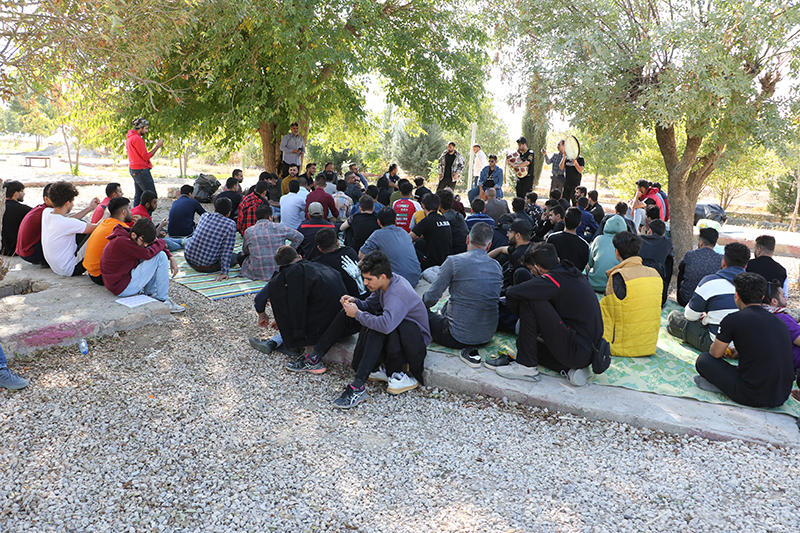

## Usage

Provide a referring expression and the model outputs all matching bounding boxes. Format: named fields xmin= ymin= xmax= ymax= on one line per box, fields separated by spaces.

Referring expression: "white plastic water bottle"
xmin=78 ymin=339 xmax=89 ymax=355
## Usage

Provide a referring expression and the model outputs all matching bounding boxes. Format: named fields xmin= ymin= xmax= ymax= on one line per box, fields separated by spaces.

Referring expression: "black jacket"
xmin=505 ymin=261 xmax=603 ymax=344
xmin=256 ymin=260 xmax=347 ymax=349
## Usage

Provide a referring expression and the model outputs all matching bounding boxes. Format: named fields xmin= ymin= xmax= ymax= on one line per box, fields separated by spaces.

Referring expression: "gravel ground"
xmin=2 ymin=283 xmax=800 ymax=532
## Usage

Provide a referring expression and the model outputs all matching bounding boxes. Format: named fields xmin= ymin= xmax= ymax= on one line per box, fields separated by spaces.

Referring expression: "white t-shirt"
xmin=279 ymin=193 xmax=307 ymax=230
xmin=474 ymin=150 xmax=488 ymax=176
xmin=41 ymin=208 xmax=89 ymax=276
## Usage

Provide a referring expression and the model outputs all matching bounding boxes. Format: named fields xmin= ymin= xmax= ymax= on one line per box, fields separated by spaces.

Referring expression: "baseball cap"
xmin=510 ymin=218 xmax=533 ymax=236
xmin=308 ymin=202 xmax=324 ymax=217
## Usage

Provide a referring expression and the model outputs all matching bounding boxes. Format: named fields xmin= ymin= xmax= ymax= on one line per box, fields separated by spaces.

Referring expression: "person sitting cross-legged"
xmin=599 ymin=231 xmax=663 ymax=357
xmin=762 ymin=280 xmax=800 ymax=378
xmin=250 ymin=245 xmax=348 ymax=358
xmin=184 ymin=197 xmax=240 ymax=281
xmin=2 ymin=180 xmax=32 ymax=256
xmin=677 ymin=227 xmax=723 ymax=307
xmin=297 ymin=202 xmax=336 ymax=261
xmin=638 ymin=218 xmax=674 ymax=306
xmin=84 ymin=197 xmax=135 ymax=286
xmin=409 ymin=192 xmax=453 ymax=270
xmin=668 ymin=242 xmax=750 ymax=353
xmin=694 ymin=272 xmax=794 ymax=408
xmin=240 ymin=204 xmax=303 ymax=281
xmin=289 ymin=251 xmax=432 ymax=409
xmin=500 ymin=243 xmax=603 ymax=386
xmin=465 ymin=198 xmax=495 ymax=229
xmin=100 ymin=218 xmax=185 ymax=313
xmin=546 ymin=207 xmax=589 ymax=272
xmin=312 ymin=227 xmax=367 ymax=299
xmin=168 ymin=184 xmax=206 ymax=239
xmin=422 ymin=222 xmax=502 ymax=367
xmin=747 ymin=234 xmax=788 ymax=296
xmin=359 ymin=207 xmax=421 ymax=287
xmin=586 ymin=214 xmax=626 ymax=292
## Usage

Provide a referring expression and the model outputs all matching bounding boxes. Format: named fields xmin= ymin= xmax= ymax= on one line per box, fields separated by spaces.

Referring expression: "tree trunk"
xmin=789 ymin=169 xmax=800 ymax=232
xmin=183 ymin=152 xmax=189 ymax=177
xmin=258 ymin=121 xmax=280 ymax=173
xmin=593 ymin=172 xmax=599 ymax=190
xmin=74 ymin=142 xmax=80 ymax=175
xmin=61 ymin=125 xmax=74 ymax=173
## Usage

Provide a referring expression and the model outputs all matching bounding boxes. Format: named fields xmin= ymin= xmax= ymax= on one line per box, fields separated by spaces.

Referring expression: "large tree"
xmin=504 ymin=0 xmax=800 ymax=260
xmin=115 ymin=0 xmax=488 ymax=172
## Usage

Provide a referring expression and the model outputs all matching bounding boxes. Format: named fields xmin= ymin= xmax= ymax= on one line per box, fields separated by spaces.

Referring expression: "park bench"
xmin=24 ymin=156 xmax=51 ymax=167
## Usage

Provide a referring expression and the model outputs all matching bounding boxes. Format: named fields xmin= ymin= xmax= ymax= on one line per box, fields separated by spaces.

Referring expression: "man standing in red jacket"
xmin=126 ymin=117 xmax=164 ymax=208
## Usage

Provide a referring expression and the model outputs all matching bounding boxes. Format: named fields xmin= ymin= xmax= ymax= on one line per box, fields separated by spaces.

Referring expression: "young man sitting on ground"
xmin=409 ymin=192 xmax=453 ymax=270
xmin=129 ymin=190 xmax=182 ymax=251
xmin=438 ymin=189 xmax=469 ymax=254
xmin=600 ymin=231 xmax=663 ymax=357
xmin=392 ymin=180 xmax=421 ymax=233
xmin=668 ymin=242 xmax=750 ymax=353
xmin=305 ymin=174 xmax=339 ymax=221
xmin=677 ymin=227 xmax=723 ymax=307
xmin=41 ymin=181 xmax=101 ymax=276
xmin=312 ymin=227 xmax=367 ymax=299
xmin=695 ymin=273 xmax=794 ymax=408
xmin=762 ymin=281 xmax=800 ymax=379
xmin=575 ymin=196 xmax=599 ymax=240
xmin=100 ymin=218 xmax=184 ymax=313
xmin=359 ymin=207 xmax=421 ymax=287
xmin=84 ymin=197 xmax=134 ymax=286
xmin=217 ymin=177 xmax=243 ymax=218
xmin=747 ymin=234 xmax=788 ymax=295
xmin=423 ymin=222 xmax=502 ymax=367
xmin=1 ymin=180 xmax=31 ymax=256
xmin=546 ymin=207 xmax=589 ymax=272
xmin=184 ymin=197 xmax=240 ymax=281
xmin=90 ymin=182 xmax=123 ymax=223
xmin=168 ymin=184 xmax=206 ymax=238
xmin=500 ymin=243 xmax=603 ymax=386
xmin=638 ymin=218 xmax=674 ymax=306
xmin=240 ymin=205 xmax=303 ymax=281
xmin=340 ymin=194 xmax=380 ymax=251
xmin=237 ymin=181 xmax=269 ymax=235
xmin=466 ymin=198 xmax=495 ymax=229
xmin=297 ymin=202 xmax=336 ymax=260
xmin=288 ymin=251 xmax=431 ymax=409
xmin=15 ymin=184 xmax=53 ymax=265
xmin=250 ymin=245 xmax=347 ymax=358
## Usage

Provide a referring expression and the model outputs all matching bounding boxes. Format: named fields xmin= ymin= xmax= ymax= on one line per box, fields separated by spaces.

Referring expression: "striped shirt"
xmin=184 ymin=212 xmax=237 ymax=275
xmin=685 ymin=266 xmax=745 ymax=338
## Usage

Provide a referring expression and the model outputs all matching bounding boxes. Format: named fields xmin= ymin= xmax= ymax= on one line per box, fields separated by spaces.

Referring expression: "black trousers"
xmin=516 ymin=175 xmax=533 ymax=199
xmin=564 ymin=179 xmax=580 ymax=206
xmin=186 ymin=252 xmax=243 ymax=273
xmin=516 ymin=299 xmax=591 ymax=372
xmin=427 ymin=310 xmax=470 ymax=349
xmin=695 ymin=352 xmax=785 ymax=408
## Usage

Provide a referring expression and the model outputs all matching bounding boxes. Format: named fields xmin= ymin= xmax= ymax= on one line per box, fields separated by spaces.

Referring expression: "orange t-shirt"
xmin=84 ymin=218 xmax=127 ymax=277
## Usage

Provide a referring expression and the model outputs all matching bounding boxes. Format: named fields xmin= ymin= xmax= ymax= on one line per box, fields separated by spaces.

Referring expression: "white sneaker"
xmin=565 ymin=367 xmax=590 ymax=387
xmin=386 ymin=372 xmax=419 ymax=395
xmin=496 ymin=361 xmax=541 ymax=382
xmin=369 ymin=364 xmax=389 ymax=382
xmin=165 ymin=299 xmax=186 ymax=313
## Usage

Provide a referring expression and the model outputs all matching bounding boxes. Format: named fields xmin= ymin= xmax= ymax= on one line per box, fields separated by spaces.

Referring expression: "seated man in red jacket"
xmin=100 ymin=219 xmax=185 ymax=313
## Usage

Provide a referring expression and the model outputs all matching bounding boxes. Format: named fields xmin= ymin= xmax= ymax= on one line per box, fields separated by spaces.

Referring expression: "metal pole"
xmin=468 ymin=122 xmax=477 ymax=188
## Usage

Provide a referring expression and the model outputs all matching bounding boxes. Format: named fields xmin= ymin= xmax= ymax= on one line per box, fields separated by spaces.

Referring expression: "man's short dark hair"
xmin=523 ymin=242 xmax=559 ymax=270
xmin=365 ymin=185 xmax=380 ymax=199
xmin=488 ymin=154 xmax=497 ymax=162
xmin=48 ymin=181 xmax=79 ymax=208
xmin=233 ymin=168 xmax=243 ymax=177
xmin=377 ymin=206 xmax=396 ymax=226
xmin=359 ymin=194 xmax=374 ymax=211
xmin=388 ymin=163 xmax=398 ymax=173
xmin=438 ymin=189 xmax=454 ymax=210
xmin=517 ymin=136 xmax=527 ymax=145
xmin=698 ymin=227 xmax=719 ymax=247
xmin=649 ymin=219 xmax=666 ymax=236
xmin=377 ymin=176 xmax=390 ymax=190
xmin=471 ymin=198 xmax=485 ymax=213
xmin=469 ymin=222 xmax=493 ymax=248
xmin=42 ymin=183 xmax=52 ymax=200
xmin=275 ymin=245 xmax=298 ymax=266
xmin=315 ymin=175 xmax=327 ymax=187
xmin=755 ymin=235 xmax=776 ymax=252
xmin=526 ymin=192 xmax=538 ymax=203
xmin=290 ymin=122 xmax=299 ymax=128
xmin=255 ymin=181 xmax=270 ymax=195
xmin=724 ymin=242 xmax=750 ymax=268
xmin=544 ymin=199 xmax=557 ymax=208
xmin=349 ymin=163 xmax=358 ymax=170
xmin=645 ymin=204 xmax=660 ymax=221
xmin=652 ymin=182 xmax=662 ymax=190
xmin=733 ymin=272 xmax=767 ymax=305
xmin=288 ymin=163 xmax=299 ymax=170
xmin=400 ymin=181 xmax=413 ymax=196
xmin=565 ymin=207 xmax=582 ymax=230
xmin=298 ymin=176 xmax=309 ymax=187
xmin=765 ymin=278 xmax=783 ymax=303
xmin=337 ymin=180 xmax=348 ymax=192
xmin=588 ymin=190 xmax=598 ymax=202
xmin=180 ymin=184 xmax=194 ymax=196
xmin=288 ymin=180 xmax=300 ymax=193
xmin=130 ymin=218 xmax=156 ymax=243
xmin=414 ymin=177 xmax=425 ymax=187
xmin=226 ymin=177 xmax=239 ymax=189
xmin=636 ymin=179 xmax=651 ymax=189
xmin=576 ymin=186 xmax=587 ymax=196
xmin=108 ymin=197 xmax=130 ymax=217
xmin=305 ymin=163 xmax=316 ymax=171
xmin=577 ymin=196 xmax=589 ymax=209
xmin=255 ymin=204 xmax=272 ymax=220
xmin=141 ymin=190 xmax=158 ymax=207
xmin=344 ymin=171 xmax=355 ymax=180
xmin=5 ymin=180 xmax=24 ymax=198
xmin=613 ymin=231 xmax=642 ymax=259
xmin=315 ymin=227 xmax=338 ymax=251
xmin=549 ymin=189 xmax=562 ymax=200
xmin=105 ymin=182 xmax=121 ymax=198
xmin=511 ymin=197 xmax=525 ymax=212
xmin=550 ymin=205 xmax=565 ymax=219
xmin=214 ymin=196 xmax=232 ymax=216
xmin=359 ymin=250 xmax=393 ymax=278
xmin=422 ymin=193 xmax=440 ymax=212
xmin=615 ymin=201 xmax=628 ymax=215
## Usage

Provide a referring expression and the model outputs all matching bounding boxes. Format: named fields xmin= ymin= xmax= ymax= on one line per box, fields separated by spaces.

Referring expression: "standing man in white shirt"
xmin=472 ymin=144 xmax=488 ymax=189
xmin=279 ymin=122 xmax=305 ymax=178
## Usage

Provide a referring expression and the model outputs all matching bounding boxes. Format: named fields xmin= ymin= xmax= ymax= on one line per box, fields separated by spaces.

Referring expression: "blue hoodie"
xmin=586 ymin=215 xmax=627 ymax=292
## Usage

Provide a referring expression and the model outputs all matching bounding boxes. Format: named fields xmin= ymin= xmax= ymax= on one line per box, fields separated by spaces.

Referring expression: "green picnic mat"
xmin=430 ymin=298 xmax=800 ymax=418
xmin=171 ymin=235 xmax=266 ymax=300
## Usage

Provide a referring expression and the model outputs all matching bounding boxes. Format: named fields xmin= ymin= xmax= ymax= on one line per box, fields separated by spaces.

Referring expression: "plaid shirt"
xmin=240 ymin=219 xmax=303 ymax=281
xmin=332 ymin=191 xmax=353 ymax=221
xmin=184 ymin=212 xmax=238 ymax=275
xmin=237 ymin=192 xmax=265 ymax=235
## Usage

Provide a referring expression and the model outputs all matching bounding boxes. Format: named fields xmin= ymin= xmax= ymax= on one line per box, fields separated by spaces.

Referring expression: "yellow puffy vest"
xmin=600 ymin=256 xmax=662 ymax=357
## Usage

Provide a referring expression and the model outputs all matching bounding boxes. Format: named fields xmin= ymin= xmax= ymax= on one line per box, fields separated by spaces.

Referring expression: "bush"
xmin=767 ymin=174 xmax=797 ymax=221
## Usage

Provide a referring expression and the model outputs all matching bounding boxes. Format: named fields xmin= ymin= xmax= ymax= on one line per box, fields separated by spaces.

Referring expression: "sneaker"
xmin=369 ymin=364 xmax=389 ymax=382
xmin=496 ymin=361 xmax=541 ymax=382
xmin=286 ymin=355 xmax=326 ymax=374
xmin=459 ymin=348 xmax=482 ymax=368
xmin=249 ymin=337 xmax=278 ymax=354
xmin=333 ymin=384 xmax=368 ymax=409
xmin=275 ymin=344 xmax=302 ymax=357
xmin=564 ymin=367 xmax=590 ymax=387
xmin=386 ymin=372 xmax=419 ymax=395
xmin=694 ymin=375 xmax=722 ymax=393
xmin=0 ymin=367 xmax=29 ymax=390
xmin=165 ymin=299 xmax=186 ymax=313
xmin=483 ymin=351 xmax=513 ymax=371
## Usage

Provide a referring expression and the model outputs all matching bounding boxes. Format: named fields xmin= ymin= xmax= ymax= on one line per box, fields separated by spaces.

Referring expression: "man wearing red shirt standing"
xmin=126 ymin=117 xmax=164 ymax=208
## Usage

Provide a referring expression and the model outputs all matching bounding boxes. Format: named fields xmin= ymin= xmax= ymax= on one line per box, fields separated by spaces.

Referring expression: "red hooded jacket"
xmin=126 ymin=129 xmax=154 ymax=169
xmin=100 ymin=224 xmax=171 ymax=295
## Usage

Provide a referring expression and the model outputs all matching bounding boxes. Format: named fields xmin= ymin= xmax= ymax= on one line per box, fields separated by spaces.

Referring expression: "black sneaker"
xmin=286 ymin=355 xmax=326 ymax=374
xmin=275 ymin=344 xmax=302 ymax=357
xmin=249 ymin=337 xmax=278 ymax=354
xmin=459 ymin=348 xmax=482 ymax=368
xmin=483 ymin=351 xmax=513 ymax=371
xmin=332 ymin=385 xmax=368 ymax=409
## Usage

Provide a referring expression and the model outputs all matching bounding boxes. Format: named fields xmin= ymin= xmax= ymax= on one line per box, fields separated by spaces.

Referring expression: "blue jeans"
xmin=119 ymin=251 xmax=170 ymax=301
xmin=130 ymin=168 xmax=156 ymax=208
xmin=0 ymin=344 xmax=7 ymax=368
xmin=468 ymin=186 xmax=503 ymax=204
xmin=163 ymin=236 xmax=183 ymax=252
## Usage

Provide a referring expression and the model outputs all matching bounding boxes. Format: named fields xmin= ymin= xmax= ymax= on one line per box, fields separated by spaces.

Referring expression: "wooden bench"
xmin=24 ymin=156 xmax=51 ymax=167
